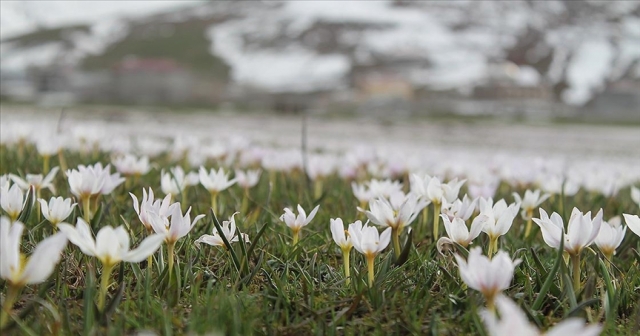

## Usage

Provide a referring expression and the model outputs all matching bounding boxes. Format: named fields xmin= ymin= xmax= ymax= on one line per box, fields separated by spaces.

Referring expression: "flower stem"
xmin=571 ymin=253 xmax=581 ymax=292
xmin=210 ymin=192 xmax=218 ymax=215
xmin=43 ymin=155 xmax=50 ymax=175
xmin=241 ymin=190 xmax=249 ymax=214
xmin=392 ymin=227 xmax=401 ymax=259
xmin=292 ymin=230 xmax=299 ymax=246
xmin=313 ymin=179 xmax=323 ymax=200
xmin=342 ymin=249 xmax=351 ymax=286
xmin=524 ymin=215 xmax=532 ymax=238
xmin=98 ymin=263 xmax=115 ymax=312
xmin=167 ymin=242 xmax=175 ymax=277
xmin=0 ymin=284 xmax=21 ymax=328
xmin=432 ymin=202 xmax=440 ymax=239
xmin=487 ymin=237 xmax=498 ymax=258
xmin=82 ymin=195 xmax=91 ymax=223
xmin=366 ymin=254 xmax=375 ymax=287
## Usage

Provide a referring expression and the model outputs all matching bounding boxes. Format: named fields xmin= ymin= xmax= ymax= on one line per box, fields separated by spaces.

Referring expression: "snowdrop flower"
xmin=631 ymin=186 xmax=640 ymax=208
xmin=130 ymin=188 xmax=176 ymax=232
xmin=365 ymin=193 xmax=426 ymax=257
xmin=280 ymin=204 xmax=320 ymax=246
xmin=481 ymin=294 xmax=602 ymax=336
xmin=195 ymin=212 xmax=249 ymax=248
xmin=235 ymin=169 xmax=261 ymax=189
xmin=595 ymin=216 xmax=626 ymax=261
xmin=38 ymin=196 xmax=76 ymax=227
xmin=9 ymin=166 xmax=59 ymax=194
xmin=513 ymin=189 xmax=550 ymax=237
xmin=1 ymin=184 xmax=26 ymax=222
xmin=437 ymin=214 xmax=484 ymax=254
xmin=441 ymin=195 xmax=478 ymax=222
xmin=454 ymin=247 xmax=521 ymax=309
xmin=0 ymin=217 xmax=67 ymax=327
xmin=199 ymin=166 xmax=236 ymax=213
xmin=349 ymin=221 xmax=391 ymax=287
xmin=330 ymin=218 xmax=355 ymax=285
xmin=532 ymin=208 xmax=602 ymax=291
xmin=112 ymin=154 xmax=151 ymax=176
xmin=623 ymin=214 xmax=640 ymax=238
xmin=476 ymin=198 xmax=520 ymax=256
xmin=58 ymin=218 xmax=164 ymax=311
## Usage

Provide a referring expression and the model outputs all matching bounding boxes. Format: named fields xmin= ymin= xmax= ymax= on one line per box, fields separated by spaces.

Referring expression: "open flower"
xmin=454 ymin=247 xmax=521 ymax=308
xmin=0 ymin=217 xmax=67 ymax=287
xmin=477 ymin=198 xmax=520 ymax=256
xmin=513 ymin=189 xmax=550 ymax=220
xmin=199 ymin=166 xmax=236 ymax=193
xmin=67 ymin=164 xmax=106 ymax=199
xmin=623 ymin=214 xmax=640 ymax=238
xmin=112 ymin=154 xmax=151 ymax=176
xmin=9 ymin=166 xmax=59 ymax=194
xmin=161 ymin=167 xmax=188 ymax=197
xmin=437 ymin=214 xmax=484 ymax=253
xmin=280 ymin=204 xmax=320 ymax=245
xmin=38 ymin=196 xmax=76 ymax=227
xmin=130 ymin=187 xmax=176 ymax=232
xmin=195 ymin=212 xmax=249 ymax=248
xmin=330 ymin=218 xmax=353 ymax=252
xmin=1 ymin=184 xmax=26 ymax=221
xmin=235 ymin=169 xmax=261 ymax=189
xmin=147 ymin=205 xmax=205 ymax=245
xmin=481 ymin=294 xmax=602 ymax=336
xmin=441 ymin=195 xmax=478 ymax=222
xmin=349 ymin=221 xmax=391 ymax=286
xmin=595 ymin=216 xmax=626 ymax=259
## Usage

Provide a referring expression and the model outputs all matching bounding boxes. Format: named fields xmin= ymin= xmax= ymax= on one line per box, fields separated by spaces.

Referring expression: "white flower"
xmin=161 ymin=167 xmax=188 ymax=197
xmin=195 ymin=212 xmax=249 ymax=247
xmin=58 ymin=218 xmax=165 ymax=266
xmin=532 ymin=208 xmax=603 ymax=256
xmin=0 ymin=217 xmax=68 ymax=286
xmin=477 ymin=198 xmax=520 ymax=240
xmin=9 ymin=166 xmax=59 ymax=194
xmin=438 ymin=214 xmax=483 ymax=249
xmin=235 ymin=169 xmax=261 ymax=189
xmin=481 ymin=294 xmax=602 ymax=336
xmin=631 ymin=186 xmax=640 ymax=208
xmin=351 ymin=182 xmax=374 ymax=204
xmin=364 ymin=193 xmax=426 ymax=231
xmin=112 ymin=154 xmax=151 ymax=176
xmin=147 ymin=205 xmax=205 ymax=244
xmin=512 ymin=189 xmax=550 ymax=220
xmin=348 ymin=221 xmax=391 ymax=259
xmin=38 ymin=196 xmax=76 ymax=226
xmin=199 ymin=167 xmax=236 ymax=193
xmin=67 ymin=164 xmax=106 ymax=199
xmin=367 ymin=179 xmax=403 ymax=199
xmin=130 ymin=188 xmax=177 ymax=231
xmin=92 ymin=163 xmax=125 ymax=195
xmin=330 ymin=218 xmax=353 ymax=251
xmin=1 ymin=184 xmax=26 ymax=220
xmin=410 ymin=174 xmax=465 ymax=205
xmin=594 ymin=216 xmax=626 ymax=257
xmin=280 ymin=204 xmax=320 ymax=233
xmin=623 ymin=214 xmax=640 ymax=238
xmin=454 ymin=247 xmax=521 ymax=302
xmin=441 ymin=195 xmax=478 ymax=222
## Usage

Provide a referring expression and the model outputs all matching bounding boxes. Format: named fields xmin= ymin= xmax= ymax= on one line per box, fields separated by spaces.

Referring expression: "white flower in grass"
xmin=437 ymin=214 xmax=484 ymax=253
xmin=594 ymin=216 xmax=626 ymax=259
xmin=280 ymin=204 xmax=320 ymax=245
xmin=112 ymin=154 xmax=151 ymax=176
xmin=631 ymin=186 xmax=640 ymax=208
xmin=9 ymin=166 xmax=59 ymax=194
xmin=199 ymin=167 xmax=236 ymax=194
xmin=364 ymin=193 xmax=426 ymax=231
xmin=161 ymin=167 xmax=188 ymax=197
xmin=235 ymin=169 xmax=261 ymax=189
xmin=477 ymin=198 xmax=520 ymax=242
xmin=130 ymin=188 xmax=177 ymax=232
xmin=441 ymin=195 xmax=478 ymax=222
xmin=512 ymin=189 xmax=550 ymax=220
xmin=67 ymin=164 xmax=106 ymax=199
xmin=195 ymin=212 xmax=249 ymax=248
xmin=0 ymin=217 xmax=68 ymax=287
xmin=38 ymin=196 xmax=76 ymax=226
xmin=623 ymin=214 xmax=640 ymax=238
xmin=348 ymin=221 xmax=391 ymax=286
xmin=532 ymin=208 xmax=603 ymax=256
xmin=330 ymin=218 xmax=353 ymax=252
xmin=147 ymin=205 xmax=205 ymax=245
xmin=454 ymin=247 xmax=521 ymax=306
xmin=481 ymin=294 xmax=602 ymax=336
xmin=1 ymin=184 xmax=26 ymax=221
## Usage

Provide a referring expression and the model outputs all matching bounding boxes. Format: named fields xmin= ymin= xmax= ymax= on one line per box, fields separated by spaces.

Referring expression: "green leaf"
xmin=531 ymin=230 xmax=564 ymax=311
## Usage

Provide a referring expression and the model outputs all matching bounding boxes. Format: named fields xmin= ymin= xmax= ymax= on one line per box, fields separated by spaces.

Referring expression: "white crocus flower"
xmin=130 ymin=188 xmax=176 ymax=233
xmin=351 ymin=182 xmax=374 ymax=208
xmin=481 ymin=295 xmax=602 ymax=336
xmin=0 ymin=217 xmax=67 ymax=287
xmin=595 ymin=216 xmax=626 ymax=260
xmin=623 ymin=214 xmax=640 ymax=238
xmin=67 ymin=164 xmax=106 ymax=199
xmin=93 ymin=163 xmax=125 ymax=195
xmin=532 ymin=207 xmax=602 ymax=291
xmin=9 ymin=166 xmax=59 ymax=194
xmin=280 ymin=204 xmax=320 ymax=246
xmin=147 ymin=205 xmax=205 ymax=245
xmin=160 ymin=167 xmax=188 ymax=198
xmin=348 ymin=221 xmax=391 ymax=287
xmin=199 ymin=166 xmax=236 ymax=213
xmin=112 ymin=154 xmax=151 ymax=176
xmin=454 ymin=247 xmax=521 ymax=308
xmin=195 ymin=212 xmax=249 ymax=248
xmin=235 ymin=169 xmax=261 ymax=189
xmin=58 ymin=218 xmax=164 ymax=311
xmin=330 ymin=218 xmax=356 ymax=285
xmin=631 ymin=186 xmax=640 ymax=208
xmin=437 ymin=214 xmax=484 ymax=254
xmin=441 ymin=195 xmax=478 ymax=222
xmin=475 ymin=198 xmax=520 ymax=256
xmin=513 ymin=189 xmax=550 ymax=220
xmin=411 ymin=174 xmax=465 ymax=239
xmin=1 ymin=184 xmax=26 ymax=221
xmin=38 ymin=196 xmax=76 ymax=227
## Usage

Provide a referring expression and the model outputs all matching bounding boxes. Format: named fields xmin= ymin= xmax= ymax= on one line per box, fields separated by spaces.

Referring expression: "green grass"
xmin=2 ymin=25 xmax=90 ymax=47
xmin=1 ymin=144 xmax=639 ymax=335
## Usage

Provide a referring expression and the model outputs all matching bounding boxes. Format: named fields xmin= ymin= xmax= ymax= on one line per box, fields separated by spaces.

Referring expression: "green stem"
xmin=488 ymin=237 xmax=498 ymax=258
xmin=210 ymin=192 xmax=218 ymax=215
xmin=571 ymin=253 xmax=581 ymax=292
xmin=98 ymin=263 xmax=115 ymax=312
xmin=366 ymin=254 xmax=375 ymax=287
xmin=0 ymin=284 xmax=22 ymax=328
xmin=313 ymin=179 xmax=323 ymax=200
xmin=392 ymin=227 xmax=401 ymax=259
xmin=524 ymin=215 xmax=532 ymax=238
xmin=57 ymin=149 xmax=67 ymax=173
xmin=82 ymin=195 xmax=91 ymax=223
xmin=43 ymin=155 xmax=50 ymax=175
xmin=432 ymin=202 xmax=440 ymax=239
xmin=241 ymin=190 xmax=249 ymax=214
xmin=342 ymin=249 xmax=351 ymax=286
xmin=36 ymin=188 xmax=42 ymax=221
xmin=167 ymin=242 xmax=175 ymax=277
xmin=292 ymin=230 xmax=299 ymax=246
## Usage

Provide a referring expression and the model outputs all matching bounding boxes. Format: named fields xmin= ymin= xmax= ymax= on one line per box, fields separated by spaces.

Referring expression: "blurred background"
xmin=1 ymin=0 xmax=639 ymax=123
